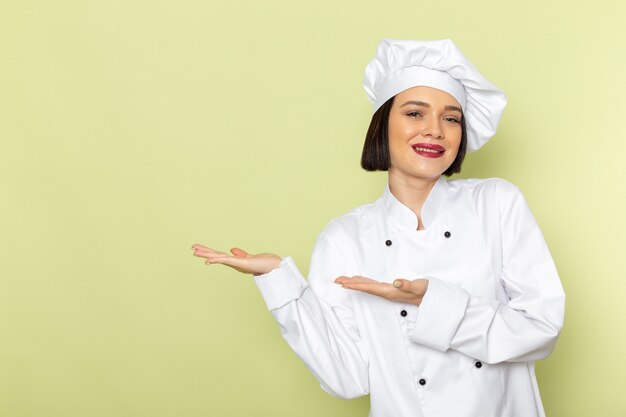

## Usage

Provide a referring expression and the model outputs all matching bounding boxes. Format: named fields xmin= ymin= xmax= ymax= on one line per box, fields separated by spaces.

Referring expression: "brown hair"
xmin=360 ymin=95 xmax=467 ymax=176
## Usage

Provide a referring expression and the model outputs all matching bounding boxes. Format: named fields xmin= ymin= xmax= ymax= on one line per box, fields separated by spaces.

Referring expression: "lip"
xmin=411 ymin=143 xmax=445 ymax=158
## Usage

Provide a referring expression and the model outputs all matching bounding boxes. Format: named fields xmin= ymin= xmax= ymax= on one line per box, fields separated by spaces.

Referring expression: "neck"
xmin=387 ymin=171 xmax=440 ymax=220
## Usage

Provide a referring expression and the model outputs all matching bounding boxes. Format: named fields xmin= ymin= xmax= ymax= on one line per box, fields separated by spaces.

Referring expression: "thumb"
xmin=392 ymin=279 xmax=412 ymax=291
xmin=230 ymin=247 xmax=249 ymax=257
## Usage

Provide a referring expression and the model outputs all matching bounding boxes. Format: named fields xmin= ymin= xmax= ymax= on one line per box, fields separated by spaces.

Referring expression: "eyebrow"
xmin=400 ymin=100 xmax=463 ymax=113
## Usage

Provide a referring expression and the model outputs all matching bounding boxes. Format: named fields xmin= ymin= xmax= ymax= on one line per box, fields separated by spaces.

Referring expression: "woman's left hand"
xmin=334 ymin=276 xmax=429 ymax=306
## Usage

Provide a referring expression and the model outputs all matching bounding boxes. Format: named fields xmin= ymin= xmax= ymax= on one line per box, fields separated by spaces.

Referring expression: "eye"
xmin=406 ymin=111 xmax=422 ymax=118
xmin=445 ymin=116 xmax=461 ymax=124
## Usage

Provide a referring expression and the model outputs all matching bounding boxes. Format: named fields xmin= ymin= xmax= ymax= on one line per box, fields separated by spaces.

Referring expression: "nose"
xmin=421 ymin=117 xmax=444 ymax=139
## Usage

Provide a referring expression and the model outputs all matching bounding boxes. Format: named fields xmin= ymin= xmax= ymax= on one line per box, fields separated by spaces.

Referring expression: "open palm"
xmin=335 ymin=275 xmax=429 ymax=306
xmin=191 ymin=244 xmax=282 ymax=276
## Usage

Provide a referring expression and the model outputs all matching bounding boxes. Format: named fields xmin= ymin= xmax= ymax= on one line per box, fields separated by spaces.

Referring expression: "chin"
xmin=410 ymin=170 xmax=444 ymax=181
xmin=392 ymin=159 xmax=449 ymax=180
xmin=411 ymin=163 xmax=448 ymax=178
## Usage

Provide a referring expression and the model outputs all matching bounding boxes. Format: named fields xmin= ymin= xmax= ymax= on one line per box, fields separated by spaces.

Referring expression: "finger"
xmin=191 ymin=244 xmax=228 ymax=256
xmin=344 ymin=282 xmax=421 ymax=304
xmin=205 ymin=256 xmax=229 ymax=264
xmin=335 ymin=276 xmax=352 ymax=285
xmin=340 ymin=281 xmax=394 ymax=296
xmin=334 ymin=275 xmax=349 ymax=285
xmin=350 ymin=275 xmax=379 ymax=283
xmin=191 ymin=244 xmax=212 ymax=250
xmin=194 ymin=249 xmax=228 ymax=258
xmin=393 ymin=278 xmax=429 ymax=296
xmin=204 ymin=255 xmax=248 ymax=269
xmin=392 ymin=279 xmax=412 ymax=290
xmin=200 ymin=253 xmax=236 ymax=263
xmin=230 ymin=247 xmax=249 ymax=257
xmin=335 ymin=275 xmax=378 ymax=285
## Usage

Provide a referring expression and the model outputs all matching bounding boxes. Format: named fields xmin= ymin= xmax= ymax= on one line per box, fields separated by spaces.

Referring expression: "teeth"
xmin=413 ymin=146 xmax=442 ymax=153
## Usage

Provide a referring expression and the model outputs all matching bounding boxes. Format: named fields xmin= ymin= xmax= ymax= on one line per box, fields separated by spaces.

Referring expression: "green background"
xmin=1 ymin=0 xmax=624 ymax=416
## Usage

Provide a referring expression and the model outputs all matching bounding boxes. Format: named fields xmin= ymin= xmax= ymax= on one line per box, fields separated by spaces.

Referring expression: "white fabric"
xmin=363 ymin=39 xmax=508 ymax=153
xmin=373 ymin=66 xmax=467 ymax=113
xmin=253 ymin=176 xmax=565 ymax=417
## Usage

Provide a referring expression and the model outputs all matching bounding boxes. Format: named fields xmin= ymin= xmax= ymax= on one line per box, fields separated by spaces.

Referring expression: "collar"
xmin=380 ymin=175 xmax=451 ymax=231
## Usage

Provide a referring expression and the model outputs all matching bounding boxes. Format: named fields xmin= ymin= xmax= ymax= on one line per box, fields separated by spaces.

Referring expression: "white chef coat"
xmin=253 ymin=175 xmax=565 ymax=417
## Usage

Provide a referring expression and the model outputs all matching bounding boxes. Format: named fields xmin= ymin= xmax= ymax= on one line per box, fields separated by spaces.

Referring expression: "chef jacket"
xmin=253 ymin=176 xmax=566 ymax=417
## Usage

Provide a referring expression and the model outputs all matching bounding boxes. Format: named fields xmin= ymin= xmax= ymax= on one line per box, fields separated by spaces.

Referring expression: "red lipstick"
xmin=411 ymin=143 xmax=445 ymax=158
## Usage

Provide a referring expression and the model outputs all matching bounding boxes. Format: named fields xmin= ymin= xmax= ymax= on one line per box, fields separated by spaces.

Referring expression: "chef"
xmin=191 ymin=38 xmax=566 ymax=417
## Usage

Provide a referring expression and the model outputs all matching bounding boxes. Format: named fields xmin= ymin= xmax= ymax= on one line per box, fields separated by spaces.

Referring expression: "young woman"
xmin=191 ymin=39 xmax=565 ymax=417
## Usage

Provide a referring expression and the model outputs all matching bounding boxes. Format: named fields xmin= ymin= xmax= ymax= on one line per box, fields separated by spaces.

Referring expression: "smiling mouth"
xmin=412 ymin=146 xmax=444 ymax=154
xmin=411 ymin=144 xmax=446 ymax=158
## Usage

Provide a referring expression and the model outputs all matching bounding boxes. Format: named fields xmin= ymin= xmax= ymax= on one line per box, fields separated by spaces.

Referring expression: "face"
xmin=388 ymin=86 xmax=463 ymax=181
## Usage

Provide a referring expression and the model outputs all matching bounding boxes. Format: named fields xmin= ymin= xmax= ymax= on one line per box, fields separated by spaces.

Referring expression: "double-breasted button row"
xmin=384 ymin=230 xmax=451 ymax=246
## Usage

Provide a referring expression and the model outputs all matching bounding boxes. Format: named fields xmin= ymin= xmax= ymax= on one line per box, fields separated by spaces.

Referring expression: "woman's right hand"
xmin=190 ymin=244 xmax=282 ymax=276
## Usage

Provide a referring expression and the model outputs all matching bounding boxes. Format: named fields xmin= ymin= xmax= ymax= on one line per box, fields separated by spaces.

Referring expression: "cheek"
xmin=388 ymin=123 xmax=409 ymax=154
xmin=389 ymin=116 xmax=418 ymax=140
xmin=398 ymin=124 xmax=418 ymax=139
xmin=446 ymin=149 xmax=460 ymax=163
xmin=447 ymin=129 xmax=462 ymax=150
xmin=389 ymin=130 xmax=418 ymax=161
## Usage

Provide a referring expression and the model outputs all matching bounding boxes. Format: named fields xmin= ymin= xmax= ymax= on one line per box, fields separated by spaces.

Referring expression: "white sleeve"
xmin=408 ymin=179 xmax=566 ymax=364
xmin=253 ymin=220 xmax=370 ymax=399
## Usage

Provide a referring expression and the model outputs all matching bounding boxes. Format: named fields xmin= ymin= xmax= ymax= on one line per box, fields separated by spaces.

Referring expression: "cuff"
xmin=409 ymin=277 xmax=469 ymax=352
xmin=253 ymin=256 xmax=308 ymax=311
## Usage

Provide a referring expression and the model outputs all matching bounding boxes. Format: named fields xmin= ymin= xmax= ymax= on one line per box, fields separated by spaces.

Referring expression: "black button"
xmin=385 ymin=239 xmax=392 ymax=246
xmin=400 ymin=310 xmax=407 ymax=317
xmin=444 ymin=231 xmax=451 ymax=238
xmin=418 ymin=378 xmax=427 ymax=386
xmin=475 ymin=361 xmax=483 ymax=368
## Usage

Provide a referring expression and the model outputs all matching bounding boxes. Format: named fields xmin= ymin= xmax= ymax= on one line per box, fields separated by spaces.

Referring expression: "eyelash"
xmin=406 ymin=111 xmax=461 ymax=124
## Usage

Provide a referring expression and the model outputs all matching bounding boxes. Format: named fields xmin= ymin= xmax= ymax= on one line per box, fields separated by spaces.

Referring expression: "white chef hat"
xmin=363 ymin=38 xmax=507 ymax=153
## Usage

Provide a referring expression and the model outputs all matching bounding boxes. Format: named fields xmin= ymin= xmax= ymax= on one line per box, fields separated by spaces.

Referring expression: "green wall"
xmin=1 ymin=0 xmax=624 ymax=416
